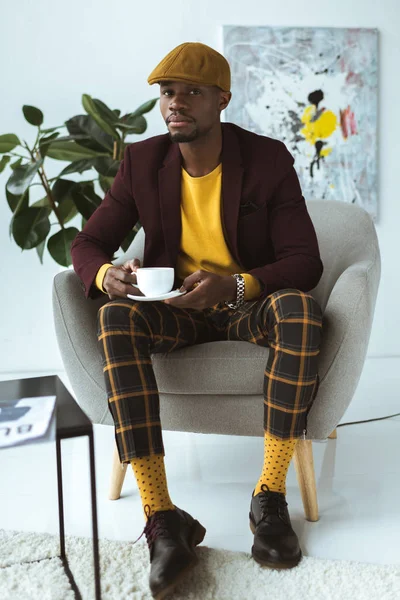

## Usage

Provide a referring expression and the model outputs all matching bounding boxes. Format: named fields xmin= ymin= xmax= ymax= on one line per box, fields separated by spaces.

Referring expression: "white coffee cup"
xmin=135 ymin=267 xmax=174 ymax=297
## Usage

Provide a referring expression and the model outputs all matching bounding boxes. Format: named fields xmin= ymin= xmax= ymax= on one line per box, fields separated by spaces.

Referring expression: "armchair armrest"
xmin=52 ymin=270 xmax=109 ymax=421
xmin=306 ymin=256 xmax=381 ymax=439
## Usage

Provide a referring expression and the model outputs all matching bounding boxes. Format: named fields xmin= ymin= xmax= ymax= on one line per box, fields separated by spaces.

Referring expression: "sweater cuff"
xmin=95 ymin=263 xmax=114 ymax=293
xmin=240 ymin=273 xmax=262 ymax=301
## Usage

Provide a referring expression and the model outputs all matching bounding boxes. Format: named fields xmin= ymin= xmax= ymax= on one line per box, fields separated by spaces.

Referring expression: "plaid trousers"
xmin=97 ymin=289 xmax=323 ymax=463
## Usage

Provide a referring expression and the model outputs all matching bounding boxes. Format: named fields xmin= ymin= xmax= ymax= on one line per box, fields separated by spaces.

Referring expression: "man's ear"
xmin=219 ymin=91 xmax=232 ymax=112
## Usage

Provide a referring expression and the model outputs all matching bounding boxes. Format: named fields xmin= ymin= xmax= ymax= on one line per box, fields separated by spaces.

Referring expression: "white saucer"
xmin=126 ymin=289 xmax=187 ymax=301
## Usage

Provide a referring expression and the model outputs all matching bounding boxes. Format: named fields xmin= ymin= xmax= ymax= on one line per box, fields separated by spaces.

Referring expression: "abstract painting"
xmin=223 ymin=26 xmax=379 ymax=220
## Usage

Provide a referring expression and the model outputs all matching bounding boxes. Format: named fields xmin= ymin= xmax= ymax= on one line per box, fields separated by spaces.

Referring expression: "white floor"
xmin=1 ymin=358 xmax=400 ymax=567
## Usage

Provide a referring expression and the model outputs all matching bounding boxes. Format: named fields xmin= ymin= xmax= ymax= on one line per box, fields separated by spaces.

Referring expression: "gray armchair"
xmin=52 ymin=200 xmax=381 ymax=521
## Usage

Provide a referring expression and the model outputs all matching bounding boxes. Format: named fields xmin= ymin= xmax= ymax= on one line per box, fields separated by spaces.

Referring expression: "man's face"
xmin=159 ymin=80 xmax=231 ymax=143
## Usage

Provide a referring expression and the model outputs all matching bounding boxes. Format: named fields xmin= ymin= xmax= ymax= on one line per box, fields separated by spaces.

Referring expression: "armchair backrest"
xmin=307 ymin=200 xmax=380 ymax=311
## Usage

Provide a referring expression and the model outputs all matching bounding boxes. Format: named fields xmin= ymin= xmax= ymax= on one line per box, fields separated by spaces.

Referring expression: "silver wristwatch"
xmin=225 ymin=274 xmax=245 ymax=309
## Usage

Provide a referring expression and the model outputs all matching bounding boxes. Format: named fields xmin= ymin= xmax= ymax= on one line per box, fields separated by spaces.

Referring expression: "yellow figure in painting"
xmin=300 ymin=105 xmax=337 ymax=157
xmin=300 ymin=89 xmax=337 ymax=177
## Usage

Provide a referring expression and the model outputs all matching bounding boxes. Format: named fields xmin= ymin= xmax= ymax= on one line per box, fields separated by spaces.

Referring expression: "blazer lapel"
xmin=158 ymin=142 xmax=182 ymax=265
xmin=221 ymin=123 xmax=245 ymax=268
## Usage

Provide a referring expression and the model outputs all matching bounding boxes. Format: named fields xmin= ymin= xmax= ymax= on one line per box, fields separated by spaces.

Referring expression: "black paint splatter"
xmin=308 ymin=90 xmax=324 ymax=108
xmin=310 ymin=140 xmax=327 ymax=178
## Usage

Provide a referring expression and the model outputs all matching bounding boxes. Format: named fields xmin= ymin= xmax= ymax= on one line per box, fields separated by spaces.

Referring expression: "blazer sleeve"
xmin=70 ymin=146 xmax=139 ymax=299
xmin=247 ymin=141 xmax=323 ymax=300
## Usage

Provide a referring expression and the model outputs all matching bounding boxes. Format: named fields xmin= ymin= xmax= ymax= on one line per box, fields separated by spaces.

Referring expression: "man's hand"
xmin=103 ymin=258 xmax=144 ymax=300
xmin=164 ymin=270 xmax=237 ymax=310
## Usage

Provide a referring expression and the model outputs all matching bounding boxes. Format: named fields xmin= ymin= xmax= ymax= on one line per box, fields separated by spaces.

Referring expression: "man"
xmin=71 ymin=41 xmax=323 ymax=600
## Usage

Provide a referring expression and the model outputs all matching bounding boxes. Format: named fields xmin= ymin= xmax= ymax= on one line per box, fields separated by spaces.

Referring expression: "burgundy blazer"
xmin=71 ymin=122 xmax=323 ymax=300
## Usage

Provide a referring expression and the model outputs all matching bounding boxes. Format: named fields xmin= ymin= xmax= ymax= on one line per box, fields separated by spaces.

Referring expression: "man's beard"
xmin=168 ymin=126 xmax=199 ymax=143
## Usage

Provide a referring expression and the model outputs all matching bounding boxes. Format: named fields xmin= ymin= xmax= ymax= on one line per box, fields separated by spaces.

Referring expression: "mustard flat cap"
xmin=147 ymin=42 xmax=231 ymax=92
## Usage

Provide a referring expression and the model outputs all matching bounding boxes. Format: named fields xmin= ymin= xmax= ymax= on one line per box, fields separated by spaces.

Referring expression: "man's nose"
xmin=169 ymin=94 xmax=189 ymax=111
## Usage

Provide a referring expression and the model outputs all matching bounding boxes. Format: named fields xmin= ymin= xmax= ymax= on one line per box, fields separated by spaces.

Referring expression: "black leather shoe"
xmin=249 ymin=483 xmax=302 ymax=569
xmin=133 ymin=504 xmax=206 ymax=599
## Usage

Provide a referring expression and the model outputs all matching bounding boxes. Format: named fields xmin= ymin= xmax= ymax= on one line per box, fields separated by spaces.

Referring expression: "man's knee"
xmin=267 ymin=288 xmax=322 ymax=321
xmin=97 ymin=299 xmax=136 ymax=329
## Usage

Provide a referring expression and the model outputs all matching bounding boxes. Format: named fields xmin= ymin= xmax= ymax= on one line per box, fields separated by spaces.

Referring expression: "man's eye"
xmin=162 ymin=90 xmax=173 ymax=96
xmin=190 ymin=89 xmax=201 ymax=95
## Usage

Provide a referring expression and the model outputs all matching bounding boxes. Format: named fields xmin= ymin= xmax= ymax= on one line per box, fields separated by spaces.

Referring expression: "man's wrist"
xmin=222 ymin=275 xmax=238 ymax=302
xmin=95 ymin=263 xmax=114 ymax=293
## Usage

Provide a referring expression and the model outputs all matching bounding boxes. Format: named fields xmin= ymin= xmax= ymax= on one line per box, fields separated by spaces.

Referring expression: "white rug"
xmin=1 ymin=529 xmax=399 ymax=600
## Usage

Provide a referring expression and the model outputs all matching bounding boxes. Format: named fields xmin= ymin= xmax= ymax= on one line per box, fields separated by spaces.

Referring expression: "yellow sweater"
xmin=95 ymin=163 xmax=262 ymax=300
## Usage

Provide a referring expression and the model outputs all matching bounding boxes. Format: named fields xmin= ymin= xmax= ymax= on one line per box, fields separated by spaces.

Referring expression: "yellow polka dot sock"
xmin=130 ymin=454 xmax=175 ymax=521
xmin=254 ymin=433 xmax=299 ymax=496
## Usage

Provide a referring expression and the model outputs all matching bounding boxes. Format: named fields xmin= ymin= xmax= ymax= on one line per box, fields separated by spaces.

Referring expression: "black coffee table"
xmin=0 ymin=375 xmax=101 ymax=600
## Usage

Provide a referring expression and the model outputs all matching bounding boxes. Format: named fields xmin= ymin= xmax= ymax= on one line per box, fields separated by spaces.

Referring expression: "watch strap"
xmin=224 ymin=274 xmax=245 ymax=309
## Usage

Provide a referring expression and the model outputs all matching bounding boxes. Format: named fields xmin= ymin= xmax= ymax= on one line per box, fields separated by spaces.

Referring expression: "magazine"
xmin=0 ymin=396 xmax=56 ymax=448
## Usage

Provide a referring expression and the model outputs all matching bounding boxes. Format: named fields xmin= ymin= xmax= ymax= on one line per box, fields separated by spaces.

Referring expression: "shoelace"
xmin=132 ymin=504 xmax=170 ymax=547
xmin=258 ymin=483 xmax=289 ymax=524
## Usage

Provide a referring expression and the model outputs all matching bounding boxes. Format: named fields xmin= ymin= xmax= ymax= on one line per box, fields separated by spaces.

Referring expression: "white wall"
xmin=0 ymin=0 xmax=398 ymax=373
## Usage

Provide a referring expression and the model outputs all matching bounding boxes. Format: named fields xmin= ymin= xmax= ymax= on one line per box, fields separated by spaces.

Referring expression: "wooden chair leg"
xmin=109 ymin=442 xmax=128 ymax=500
xmin=328 ymin=428 xmax=337 ymax=439
xmin=293 ymin=440 xmax=319 ymax=522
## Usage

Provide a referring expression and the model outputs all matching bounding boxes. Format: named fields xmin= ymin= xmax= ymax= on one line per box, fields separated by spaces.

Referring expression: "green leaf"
xmin=41 ymin=126 xmax=63 ymax=134
xmin=40 ymin=133 xmax=61 ymax=143
xmin=6 ymin=158 xmax=44 ymax=195
xmin=71 ymin=182 xmax=102 ymax=220
xmin=36 ymin=239 xmax=46 ymax=264
xmin=0 ymin=155 xmax=11 ymax=173
xmin=39 ymin=132 xmax=60 ymax=158
xmin=93 ymin=156 xmax=120 ymax=177
xmin=117 ymin=97 xmax=158 ymax=135
xmin=52 ymin=178 xmax=76 ymax=203
xmin=99 ymin=174 xmax=115 ymax=193
xmin=47 ymin=134 xmax=89 ymax=143
xmin=22 ymin=105 xmax=44 ymax=126
xmin=58 ymin=197 xmax=78 ymax=224
xmin=57 ymin=158 xmax=97 ymax=177
xmin=65 ymin=115 xmax=114 ymax=152
xmin=10 ymin=157 xmax=23 ymax=170
xmin=51 ymin=178 xmax=78 ymax=226
xmin=113 ymin=109 xmax=121 ymax=118
xmin=45 ymin=141 xmax=105 ymax=161
xmin=31 ymin=197 xmax=74 ymax=227
xmin=92 ymin=98 xmax=119 ymax=125
xmin=33 ymin=197 xmax=76 ymax=227
xmin=12 ymin=206 xmax=51 ymax=249
xmin=8 ymin=188 xmax=30 ymax=238
xmin=82 ymin=94 xmax=120 ymax=140
xmin=129 ymin=98 xmax=158 ymax=119
xmin=0 ymin=134 xmax=21 ymax=153
xmin=117 ymin=115 xmax=147 ymax=134
xmin=47 ymin=227 xmax=79 ymax=267
xmin=31 ymin=196 xmax=50 ymax=208
xmin=6 ymin=188 xmax=29 ymax=213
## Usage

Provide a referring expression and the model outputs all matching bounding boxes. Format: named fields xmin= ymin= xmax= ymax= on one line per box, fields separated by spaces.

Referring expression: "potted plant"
xmin=0 ymin=94 xmax=158 ymax=266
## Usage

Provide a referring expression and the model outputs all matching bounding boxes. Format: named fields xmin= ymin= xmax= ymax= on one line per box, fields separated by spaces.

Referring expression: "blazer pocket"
xmin=238 ymin=201 xmax=267 ymax=220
